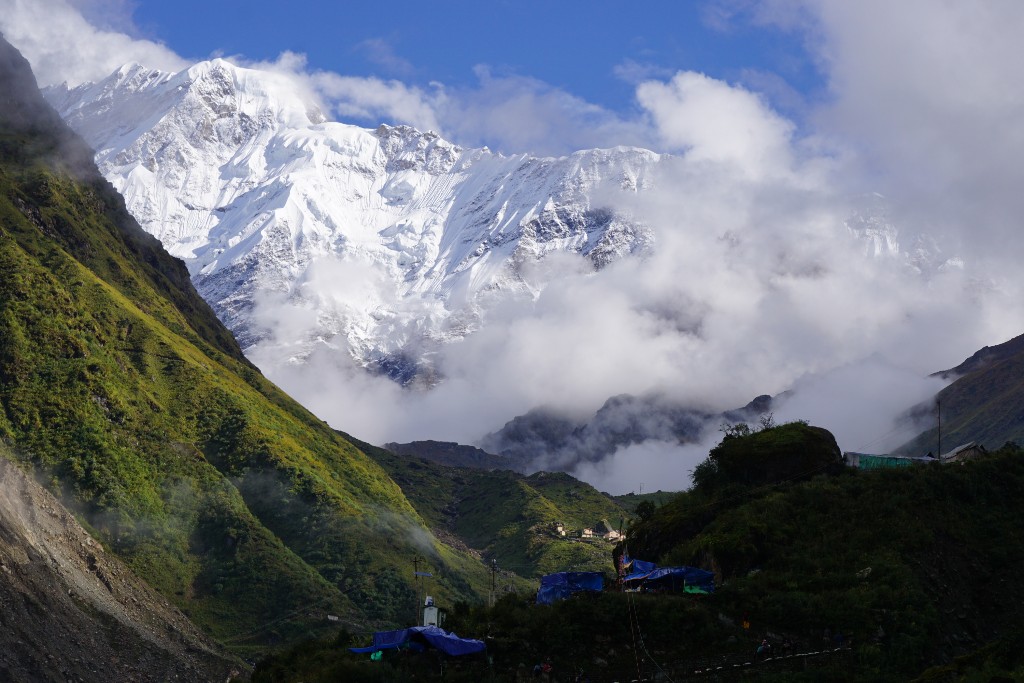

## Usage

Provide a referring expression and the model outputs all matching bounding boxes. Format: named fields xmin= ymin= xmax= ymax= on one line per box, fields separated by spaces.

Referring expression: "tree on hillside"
xmin=635 ymin=500 xmax=656 ymax=521
xmin=692 ymin=421 xmax=843 ymax=492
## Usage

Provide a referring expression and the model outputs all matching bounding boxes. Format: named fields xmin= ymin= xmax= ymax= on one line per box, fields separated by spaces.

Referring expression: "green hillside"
xmin=362 ymin=442 xmax=629 ymax=578
xmin=624 ymin=425 xmax=1024 ymax=679
xmin=254 ymin=427 xmax=1024 ymax=681
xmin=898 ymin=332 xmax=1024 ymax=455
xmin=0 ymin=35 xmax=492 ymax=654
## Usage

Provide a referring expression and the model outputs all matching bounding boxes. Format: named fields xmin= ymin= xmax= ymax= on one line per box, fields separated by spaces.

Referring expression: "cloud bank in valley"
xmin=5 ymin=0 xmax=1024 ymax=494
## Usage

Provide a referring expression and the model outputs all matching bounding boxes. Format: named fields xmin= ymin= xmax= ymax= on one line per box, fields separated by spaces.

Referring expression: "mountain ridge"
xmin=0 ymin=34 xmax=499 ymax=656
xmin=896 ymin=331 xmax=1024 ymax=455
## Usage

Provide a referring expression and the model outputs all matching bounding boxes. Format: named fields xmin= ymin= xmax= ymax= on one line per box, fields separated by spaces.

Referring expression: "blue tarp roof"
xmin=621 ymin=557 xmax=657 ymax=582
xmin=536 ymin=571 xmax=604 ymax=605
xmin=643 ymin=566 xmax=715 ymax=592
xmin=349 ymin=626 xmax=486 ymax=657
xmin=621 ymin=558 xmax=715 ymax=593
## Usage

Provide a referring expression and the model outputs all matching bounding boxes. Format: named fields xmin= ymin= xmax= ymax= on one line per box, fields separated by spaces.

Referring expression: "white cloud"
xmin=312 ymin=72 xmax=446 ymax=134
xmin=570 ymin=441 xmax=710 ymax=496
xmin=759 ymin=0 xmax=1024 ymax=261
xmin=0 ymin=0 xmax=187 ymax=86
xmin=773 ymin=357 xmax=948 ymax=454
xmin=612 ymin=59 xmax=675 ymax=85
xmin=636 ymin=71 xmax=796 ymax=178
xmin=435 ymin=66 xmax=654 ymax=155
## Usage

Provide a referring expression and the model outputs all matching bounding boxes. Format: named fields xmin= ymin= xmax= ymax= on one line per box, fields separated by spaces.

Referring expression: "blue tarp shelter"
xmin=349 ymin=625 xmax=486 ymax=656
xmin=536 ymin=571 xmax=604 ymax=605
xmin=621 ymin=557 xmax=657 ymax=583
xmin=621 ymin=557 xmax=715 ymax=594
xmin=642 ymin=566 xmax=715 ymax=593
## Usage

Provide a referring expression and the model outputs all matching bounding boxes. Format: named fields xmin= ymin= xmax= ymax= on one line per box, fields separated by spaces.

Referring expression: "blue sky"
xmin=126 ymin=0 xmax=823 ymax=121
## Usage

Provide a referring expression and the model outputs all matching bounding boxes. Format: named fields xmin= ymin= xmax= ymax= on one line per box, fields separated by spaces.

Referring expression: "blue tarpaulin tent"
xmin=536 ymin=571 xmax=604 ymax=605
xmin=621 ymin=556 xmax=658 ymax=583
xmin=349 ymin=625 xmax=486 ymax=656
xmin=642 ymin=566 xmax=715 ymax=593
xmin=621 ymin=557 xmax=715 ymax=594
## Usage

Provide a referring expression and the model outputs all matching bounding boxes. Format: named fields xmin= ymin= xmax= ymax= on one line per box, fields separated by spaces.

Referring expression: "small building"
xmin=593 ymin=519 xmax=621 ymax=541
xmin=553 ymin=522 xmax=566 ymax=537
xmin=422 ymin=595 xmax=441 ymax=627
xmin=845 ymin=443 xmax=987 ymax=470
xmin=843 ymin=452 xmax=935 ymax=469
xmin=940 ymin=442 xmax=986 ymax=463
xmin=580 ymin=528 xmax=594 ymax=539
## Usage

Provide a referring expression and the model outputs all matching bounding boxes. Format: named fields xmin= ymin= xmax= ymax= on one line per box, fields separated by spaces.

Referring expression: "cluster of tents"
xmin=350 ymin=558 xmax=716 ymax=659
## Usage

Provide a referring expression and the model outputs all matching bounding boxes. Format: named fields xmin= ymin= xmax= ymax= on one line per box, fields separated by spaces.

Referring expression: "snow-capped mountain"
xmin=843 ymin=192 xmax=960 ymax=275
xmin=46 ymin=59 xmax=659 ymax=381
xmin=45 ymin=58 xmax=956 ymax=391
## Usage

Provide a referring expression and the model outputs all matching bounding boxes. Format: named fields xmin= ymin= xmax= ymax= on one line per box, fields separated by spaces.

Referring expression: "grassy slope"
xmin=898 ymin=332 xmax=1024 ymax=455
xmin=248 ymin=437 xmax=1024 ymax=683
xmin=360 ymin=442 xmax=629 ymax=578
xmin=0 ymin=40 xmax=494 ymax=653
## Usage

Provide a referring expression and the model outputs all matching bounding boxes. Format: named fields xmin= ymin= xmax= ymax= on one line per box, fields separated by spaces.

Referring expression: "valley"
xmin=1 ymin=3 xmax=1024 ymax=680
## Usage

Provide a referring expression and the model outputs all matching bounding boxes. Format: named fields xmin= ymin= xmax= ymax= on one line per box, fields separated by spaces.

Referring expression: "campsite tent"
xmin=621 ymin=557 xmax=657 ymax=583
xmin=536 ymin=571 xmax=604 ymax=605
xmin=621 ymin=557 xmax=715 ymax=594
xmin=349 ymin=625 xmax=486 ymax=656
xmin=642 ymin=566 xmax=715 ymax=594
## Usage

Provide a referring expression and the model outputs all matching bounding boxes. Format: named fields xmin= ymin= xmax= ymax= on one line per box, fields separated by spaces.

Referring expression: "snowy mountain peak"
xmin=373 ymin=123 xmax=461 ymax=175
xmin=844 ymin=193 xmax=958 ymax=275
xmin=45 ymin=58 xmax=662 ymax=379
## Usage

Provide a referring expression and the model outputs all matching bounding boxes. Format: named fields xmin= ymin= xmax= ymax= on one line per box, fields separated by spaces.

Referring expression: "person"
xmin=756 ymin=638 xmax=771 ymax=660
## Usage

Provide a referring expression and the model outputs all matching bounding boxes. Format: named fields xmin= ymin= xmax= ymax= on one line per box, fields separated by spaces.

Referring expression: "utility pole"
xmin=412 ymin=556 xmax=421 ymax=626
xmin=937 ymin=399 xmax=942 ymax=459
xmin=617 ymin=517 xmax=626 ymax=592
xmin=490 ymin=559 xmax=498 ymax=607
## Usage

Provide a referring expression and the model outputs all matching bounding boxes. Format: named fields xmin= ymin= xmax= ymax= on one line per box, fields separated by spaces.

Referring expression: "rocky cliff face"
xmin=0 ymin=457 xmax=239 ymax=682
